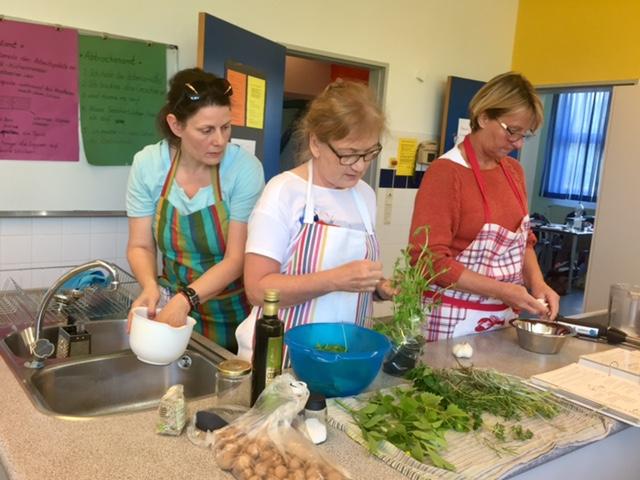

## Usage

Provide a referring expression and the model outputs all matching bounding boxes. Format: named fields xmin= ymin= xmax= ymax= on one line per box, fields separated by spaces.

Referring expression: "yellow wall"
xmin=512 ymin=0 xmax=640 ymax=85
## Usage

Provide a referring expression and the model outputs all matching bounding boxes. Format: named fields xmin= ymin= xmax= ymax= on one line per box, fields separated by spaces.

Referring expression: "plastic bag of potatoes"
xmin=212 ymin=374 xmax=350 ymax=480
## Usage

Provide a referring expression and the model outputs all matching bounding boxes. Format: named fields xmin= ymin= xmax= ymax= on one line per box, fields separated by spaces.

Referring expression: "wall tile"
xmin=32 ymin=267 xmax=69 ymax=289
xmin=31 ymin=218 xmax=63 ymax=236
xmin=90 ymin=233 xmax=117 ymax=260
xmin=0 ymin=235 xmax=32 ymax=265
xmin=115 ymin=257 xmax=130 ymax=272
xmin=116 ymin=217 xmax=130 ymax=234
xmin=91 ymin=217 xmax=120 ymax=234
xmin=31 ymin=235 xmax=63 ymax=265
xmin=393 ymin=175 xmax=408 ymax=189
xmin=62 ymin=217 xmax=91 ymax=235
xmin=407 ymin=171 xmax=424 ymax=189
xmin=61 ymin=234 xmax=92 ymax=263
xmin=0 ymin=218 xmax=32 ymax=236
xmin=115 ymin=233 xmax=129 ymax=260
xmin=378 ymin=169 xmax=394 ymax=188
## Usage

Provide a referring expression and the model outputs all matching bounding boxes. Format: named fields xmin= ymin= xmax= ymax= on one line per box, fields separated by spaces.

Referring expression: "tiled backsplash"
xmin=378 ymin=168 xmax=425 ymax=189
xmin=0 ymin=216 xmax=129 ymax=289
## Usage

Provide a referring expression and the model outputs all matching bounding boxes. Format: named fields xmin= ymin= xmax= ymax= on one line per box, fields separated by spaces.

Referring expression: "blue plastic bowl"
xmin=284 ymin=323 xmax=391 ymax=398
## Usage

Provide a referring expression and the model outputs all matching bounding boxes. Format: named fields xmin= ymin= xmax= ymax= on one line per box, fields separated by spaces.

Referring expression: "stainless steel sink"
xmin=29 ymin=350 xmax=217 ymax=416
xmin=0 ymin=318 xmax=233 ymax=418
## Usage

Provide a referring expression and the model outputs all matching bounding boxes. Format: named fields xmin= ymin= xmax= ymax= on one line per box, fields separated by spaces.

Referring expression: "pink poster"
xmin=0 ymin=20 xmax=79 ymax=161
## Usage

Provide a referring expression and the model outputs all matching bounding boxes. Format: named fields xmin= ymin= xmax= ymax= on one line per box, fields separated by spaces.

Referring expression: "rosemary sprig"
xmin=407 ymin=365 xmax=562 ymax=430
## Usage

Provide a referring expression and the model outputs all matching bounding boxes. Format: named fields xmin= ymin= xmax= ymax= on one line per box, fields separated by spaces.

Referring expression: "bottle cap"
xmin=305 ymin=392 xmax=327 ymax=411
xmin=217 ymin=359 xmax=251 ymax=377
xmin=264 ymin=289 xmax=280 ymax=302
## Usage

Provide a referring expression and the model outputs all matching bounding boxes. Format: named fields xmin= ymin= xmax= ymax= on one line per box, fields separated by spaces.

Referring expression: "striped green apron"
xmin=154 ymin=151 xmax=249 ymax=352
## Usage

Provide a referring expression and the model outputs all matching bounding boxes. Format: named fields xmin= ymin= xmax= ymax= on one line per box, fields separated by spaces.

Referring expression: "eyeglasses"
xmin=498 ymin=121 xmax=535 ymax=142
xmin=327 ymin=142 xmax=382 ymax=166
xmin=174 ymin=79 xmax=233 ymax=109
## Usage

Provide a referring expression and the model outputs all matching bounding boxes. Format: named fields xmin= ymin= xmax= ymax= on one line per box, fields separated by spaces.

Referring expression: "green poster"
xmin=79 ymin=36 xmax=166 ymax=166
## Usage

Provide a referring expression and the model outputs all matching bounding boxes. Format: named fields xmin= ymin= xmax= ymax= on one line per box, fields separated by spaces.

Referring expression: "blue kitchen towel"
xmin=61 ymin=270 xmax=109 ymax=290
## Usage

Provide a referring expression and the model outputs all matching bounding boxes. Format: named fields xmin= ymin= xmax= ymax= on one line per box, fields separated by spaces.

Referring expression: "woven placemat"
xmin=328 ymin=385 xmax=612 ymax=480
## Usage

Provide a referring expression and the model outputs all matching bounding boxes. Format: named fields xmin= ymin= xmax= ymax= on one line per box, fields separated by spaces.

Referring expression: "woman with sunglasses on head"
xmin=236 ymin=80 xmax=394 ymax=363
xmin=409 ymin=71 xmax=559 ymax=341
xmin=126 ymin=68 xmax=264 ymax=352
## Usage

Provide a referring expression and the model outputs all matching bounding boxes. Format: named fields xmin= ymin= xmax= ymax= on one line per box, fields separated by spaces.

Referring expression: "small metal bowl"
xmin=510 ymin=318 xmax=573 ymax=354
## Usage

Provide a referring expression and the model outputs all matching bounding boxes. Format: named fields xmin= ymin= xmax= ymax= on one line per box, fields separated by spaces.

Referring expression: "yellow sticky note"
xmin=396 ymin=138 xmax=418 ymax=176
xmin=246 ymin=76 xmax=266 ymax=129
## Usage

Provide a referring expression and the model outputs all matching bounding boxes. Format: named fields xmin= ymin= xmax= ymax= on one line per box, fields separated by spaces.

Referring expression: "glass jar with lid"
xmin=215 ymin=359 xmax=251 ymax=408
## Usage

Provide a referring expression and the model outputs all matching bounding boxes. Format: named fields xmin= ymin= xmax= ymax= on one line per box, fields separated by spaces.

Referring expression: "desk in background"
xmin=532 ymin=224 xmax=593 ymax=294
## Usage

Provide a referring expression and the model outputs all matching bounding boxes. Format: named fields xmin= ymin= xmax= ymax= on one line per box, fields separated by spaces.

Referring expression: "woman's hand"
xmin=155 ymin=294 xmax=190 ymax=328
xmin=495 ymin=282 xmax=549 ymax=317
xmin=374 ymin=278 xmax=397 ymax=301
xmin=530 ymin=282 xmax=560 ymax=320
xmin=127 ymin=284 xmax=161 ymax=332
xmin=334 ymin=260 xmax=384 ymax=292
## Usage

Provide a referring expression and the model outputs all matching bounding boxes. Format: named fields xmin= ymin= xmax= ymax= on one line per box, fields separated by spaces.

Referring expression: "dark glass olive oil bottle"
xmin=250 ymin=289 xmax=284 ymax=406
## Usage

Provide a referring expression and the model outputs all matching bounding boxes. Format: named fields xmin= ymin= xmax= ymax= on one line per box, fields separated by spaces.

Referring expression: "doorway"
xmin=280 ymin=49 xmax=387 ymax=187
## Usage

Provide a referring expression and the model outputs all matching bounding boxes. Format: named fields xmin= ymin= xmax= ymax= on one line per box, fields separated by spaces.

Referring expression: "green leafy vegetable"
xmin=338 ymin=387 xmax=471 ymax=471
xmin=511 ymin=424 xmax=534 ymax=441
xmin=407 ymin=365 xmax=562 ymax=430
xmin=374 ymin=226 xmax=446 ymax=346
xmin=314 ymin=343 xmax=347 ymax=353
xmin=492 ymin=422 xmax=506 ymax=441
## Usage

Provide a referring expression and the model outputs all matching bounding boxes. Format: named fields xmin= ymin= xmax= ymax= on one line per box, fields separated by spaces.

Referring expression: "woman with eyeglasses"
xmin=236 ymin=80 xmax=394 ymax=364
xmin=409 ymin=71 xmax=559 ymax=341
xmin=126 ymin=68 xmax=264 ymax=352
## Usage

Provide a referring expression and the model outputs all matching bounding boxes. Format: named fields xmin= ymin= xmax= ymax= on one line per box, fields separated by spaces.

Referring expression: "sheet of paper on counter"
xmin=530 ymin=362 xmax=640 ymax=426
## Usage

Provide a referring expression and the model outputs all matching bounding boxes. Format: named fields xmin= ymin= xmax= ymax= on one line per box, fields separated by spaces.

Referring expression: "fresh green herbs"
xmin=341 ymin=366 xmax=562 ymax=472
xmin=407 ymin=365 xmax=561 ymax=430
xmin=374 ymin=226 xmax=444 ymax=347
xmin=511 ymin=424 xmax=534 ymax=441
xmin=314 ymin=343 xmax=347 ymax=353
xmin=338 ymin=387 xmax=470 ymax=471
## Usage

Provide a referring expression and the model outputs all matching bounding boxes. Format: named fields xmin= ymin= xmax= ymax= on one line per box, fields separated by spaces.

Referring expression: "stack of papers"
xmin=530 ymin=348 xmax=640 ymax=426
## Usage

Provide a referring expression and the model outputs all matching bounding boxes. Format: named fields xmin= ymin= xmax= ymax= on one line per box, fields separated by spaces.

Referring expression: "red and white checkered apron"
xmin=422 ymin=136 xmax=529 ymax=341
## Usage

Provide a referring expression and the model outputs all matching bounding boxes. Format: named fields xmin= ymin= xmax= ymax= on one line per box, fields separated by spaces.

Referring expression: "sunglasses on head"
xmin=174 ymin=78 xmax=233 ymax=110
xmin=184 ymin=79 xmax=232 ymax=100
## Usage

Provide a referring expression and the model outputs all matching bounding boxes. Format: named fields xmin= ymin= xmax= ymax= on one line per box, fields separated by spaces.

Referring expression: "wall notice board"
xmin=0 ymin=18 xmax=178 ymax=213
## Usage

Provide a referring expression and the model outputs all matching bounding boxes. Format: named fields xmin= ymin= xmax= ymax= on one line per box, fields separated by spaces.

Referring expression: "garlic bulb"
xmin=452 ymin=342 xmax=473 ymax=359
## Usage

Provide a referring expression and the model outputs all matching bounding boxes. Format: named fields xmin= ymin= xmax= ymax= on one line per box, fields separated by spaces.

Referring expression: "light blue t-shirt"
xmin=126 ymin=140 xmax=265 ymax=222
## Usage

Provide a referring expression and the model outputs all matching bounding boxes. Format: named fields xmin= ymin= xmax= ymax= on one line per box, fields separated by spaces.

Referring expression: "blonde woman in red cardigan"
xmin=410 ymin=72 xmax=559 ymax=341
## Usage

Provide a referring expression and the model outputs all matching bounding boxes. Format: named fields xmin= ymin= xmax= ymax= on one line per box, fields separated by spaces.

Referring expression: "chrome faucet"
xmin=24 ymin=260 xmax=119 ymax=369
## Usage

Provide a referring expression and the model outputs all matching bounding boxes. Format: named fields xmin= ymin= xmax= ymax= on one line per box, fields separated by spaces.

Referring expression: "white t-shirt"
xmin=246 ymin=171 xmax=377 ymax=266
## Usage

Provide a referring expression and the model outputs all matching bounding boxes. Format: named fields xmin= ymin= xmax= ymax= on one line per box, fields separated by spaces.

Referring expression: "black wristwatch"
xmin=179 ymin=286 xmax=200 ymax=311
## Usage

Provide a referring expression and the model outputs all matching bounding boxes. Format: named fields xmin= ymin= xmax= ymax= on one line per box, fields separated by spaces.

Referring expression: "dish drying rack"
xmin=0 ymin=265 xmax=140 ymax=333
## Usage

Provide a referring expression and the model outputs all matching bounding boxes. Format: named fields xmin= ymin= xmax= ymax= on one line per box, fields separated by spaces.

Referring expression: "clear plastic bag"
xmin=212 ymin=374 xmax=350 ymax=480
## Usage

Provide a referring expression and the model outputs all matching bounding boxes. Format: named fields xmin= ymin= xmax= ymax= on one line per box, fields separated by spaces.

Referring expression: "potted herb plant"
xmin=374 ymin=226 xmax=445 ymax=376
